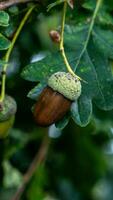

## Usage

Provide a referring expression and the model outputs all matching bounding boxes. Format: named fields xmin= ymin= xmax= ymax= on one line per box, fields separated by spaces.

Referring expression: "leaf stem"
xmin=0 ymin=4 xmax=36 ymax=102
xmin=75 ymin=0 xmax=103 ymax=69
xmin=60 ymin=1 xmax=77 ymax=77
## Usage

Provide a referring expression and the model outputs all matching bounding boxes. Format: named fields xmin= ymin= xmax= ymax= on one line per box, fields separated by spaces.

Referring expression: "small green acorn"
xmin=0 ymin=95 xmax=17 ymax=138
xmin=33 ymin=72 xmax=81 ymax=127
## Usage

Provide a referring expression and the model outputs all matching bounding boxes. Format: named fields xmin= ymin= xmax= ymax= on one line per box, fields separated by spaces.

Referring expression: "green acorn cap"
xmin=48 ymin=72 xmax=81 ymax=101
xmin=0 ymin=95 xmax=17 ymax=122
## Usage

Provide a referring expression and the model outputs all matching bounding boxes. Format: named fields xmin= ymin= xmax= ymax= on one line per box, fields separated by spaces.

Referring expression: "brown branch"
xmin=11 ymin=134 xmax=50 ymax=200
xmin=0 ymin=0 xmax=40 ymax=10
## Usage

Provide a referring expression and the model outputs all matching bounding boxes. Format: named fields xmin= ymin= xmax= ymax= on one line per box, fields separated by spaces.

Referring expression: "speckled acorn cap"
xmin=0 ymin=95 xmax=17 ymax=122
xmin=48 ymin=72 xmax=81 ymax=101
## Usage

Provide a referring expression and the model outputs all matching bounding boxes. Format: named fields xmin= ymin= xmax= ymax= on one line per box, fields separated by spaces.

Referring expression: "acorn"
xmin=33 ymin=72 xmax=81 ymax=127
xmin=0 ymin=95 xmax=17 ymax=138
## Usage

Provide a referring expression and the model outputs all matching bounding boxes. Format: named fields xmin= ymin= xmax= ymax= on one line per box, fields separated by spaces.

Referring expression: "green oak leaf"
xmin=0 ymin=11 xmax=9 ymax=27
xmin=27 ymin=82 xmax=46 ymax=100
xmin=92 ymin=27 xmax=113 ymax=59
xmin=82 ymin=0 xmax=113 ymax=11
xmin=82 ymin=0 xmax=113 ymax=25
xmin=55 ymin=113 xmax=70 ymax=130
xmin=0 ymin=33 xmax=10 ymax=50
xmin=71 ymin=97 xmax=92 ymax=127
xmin=21 ymin=52 xmax=66 ymax=82
xmin=82 ymin=0 xmax=96 ymax=10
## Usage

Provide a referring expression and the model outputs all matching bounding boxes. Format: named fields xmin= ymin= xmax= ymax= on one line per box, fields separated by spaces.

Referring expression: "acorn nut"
xmin=0 ymin=95 xmax=17 ymax=138
xmin=33 ymin=72 xmax=81 ymax=127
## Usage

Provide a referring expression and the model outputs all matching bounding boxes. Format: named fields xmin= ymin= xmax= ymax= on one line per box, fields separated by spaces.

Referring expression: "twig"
xmin=60 ymin=1 xmax=81 ymax=81
xmin=11 ymin=134 xmax=50 ymax=200
xmin=0 ymin=4 xmax=36 ymax=102
xmin=0 ymin=0 xmax=39 ymax=10
xmin=60 ymin=1 xmax=75 ymax=77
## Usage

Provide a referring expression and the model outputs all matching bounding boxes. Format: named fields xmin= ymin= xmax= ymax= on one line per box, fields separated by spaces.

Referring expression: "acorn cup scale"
xmin=33 ymin=72 xmax=81 ymax=127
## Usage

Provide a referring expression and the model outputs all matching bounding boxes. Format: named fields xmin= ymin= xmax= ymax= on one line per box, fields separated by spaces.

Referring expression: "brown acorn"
xmin=33 ymin=72 xmax=81 ymax=127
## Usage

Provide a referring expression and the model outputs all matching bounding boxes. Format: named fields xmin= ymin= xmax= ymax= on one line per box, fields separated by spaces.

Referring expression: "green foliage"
xmin=3 ymin=161 xmax=23 ymax=188
xmin=21 ymin=52 xmax=65 ymax=82
xmin=82 ymin=0 xmax=113 ymax=25
xmin=55 ymin=113 xmax=70 ymax=129
xmin=22 ymin=22 xmax=113 ymax=127
xmin=71 ymin=97 xmax=92 ymax=127
xmin=0 ymin=11 xmax=9 ymax=27
xmin=0 ymin=11 xmax=10 ymax=50
xmin=27 ymin=83 xmax=46 ymax=100
xmin=0 ymin=33 xmax=10 ymax=50
xmin=1 ymin=1 xmax=113 ymax=200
